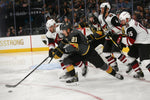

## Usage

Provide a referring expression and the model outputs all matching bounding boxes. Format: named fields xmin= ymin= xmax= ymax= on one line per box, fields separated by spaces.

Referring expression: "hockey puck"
xmin=8 ymin=90 xmax=13 ymax=93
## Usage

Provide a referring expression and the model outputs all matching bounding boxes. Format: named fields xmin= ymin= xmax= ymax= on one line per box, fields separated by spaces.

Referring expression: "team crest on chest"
xmin=71 ymin=37 xmax=77 ymax=42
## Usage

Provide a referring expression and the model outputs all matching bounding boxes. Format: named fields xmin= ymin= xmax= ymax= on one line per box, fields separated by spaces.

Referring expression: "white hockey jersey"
xmin=122 ymin=19 xmax=150 ymax=46
xmin=98 ymin=13 xmax=122 ymax=35
xmin=46 ymin=23 xmax=63 ymax=49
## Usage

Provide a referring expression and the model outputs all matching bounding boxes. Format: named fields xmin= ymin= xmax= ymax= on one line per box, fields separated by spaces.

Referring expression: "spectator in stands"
xmin=62 ymin=1 xmax=69 ymax=16
xmin=6 ymin=28 xmax=11 ymax=37
xmin=145 ymin=8 xmax=150 ymax=23
xmin=132 ymin=13 xmax=137 ymax=20
xmin=47 ymin=4 xmax=54 ymax=16
xmin=144 ymin=8 xmax=150 ymax=28
xmin=7 ymin=26 xmax=16 ymax=36
xmin=63 ymin=16 xmax=71 ymax=26
xmin=22 ymin=0 xmax=28 ymax=7
xmin=73 ymin=19 xmax=78 ymax=28
xmin=78 ymin=17 xmax=88 ymax=28
xmin=134 ymin=5 xmax=144 ymax=24
xmin=92 ymin=8 xmax=98 ymax=17
xmin=42 ymin=4 xmax=50 ymax=19
xmin=124 ymin=0 xmax=132 ymax=13
xmin=18 ymin=26 xmax=26 ymax=36
xmin=73 ymin=12 xmax=80 ymax=23
xmin=117 ymin=0 xmax=126 ymax=11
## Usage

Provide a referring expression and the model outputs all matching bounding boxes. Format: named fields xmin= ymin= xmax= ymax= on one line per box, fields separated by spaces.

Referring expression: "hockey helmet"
xmin=61 ymin=24 xmax=72 ymax=31
xmin=119 ymin=11 xmax=131 ymax=22
xmin=100 ymin=2 xmax=111 ymax=11
xmin=46 ymin=19 xmax=56 ymax=29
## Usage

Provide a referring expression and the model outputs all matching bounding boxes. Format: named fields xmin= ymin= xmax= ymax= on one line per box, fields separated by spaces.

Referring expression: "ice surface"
xmin=0 ymin=51 xmax=150 ymax=100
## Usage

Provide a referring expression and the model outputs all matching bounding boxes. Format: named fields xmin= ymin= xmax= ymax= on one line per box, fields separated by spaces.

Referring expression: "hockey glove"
xmin=52 ymin=47 xmax=64 ymax=59
xmin=112 ymin=34 xmax=126 ymax=50
xmin=64 ymin=43 xmax=79 ymax=54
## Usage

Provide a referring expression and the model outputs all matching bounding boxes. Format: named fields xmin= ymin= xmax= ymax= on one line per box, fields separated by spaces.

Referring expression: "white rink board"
xmin=31 ymin=35 xmax=48 ymax=48
xmin=0 ymin=36 xmax=30 ymax=50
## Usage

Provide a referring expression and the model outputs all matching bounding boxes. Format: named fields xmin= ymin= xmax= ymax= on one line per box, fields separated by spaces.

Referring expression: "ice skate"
xmin=66 ymin=73 xmax=78 ymax=83
xmin=112 ymin=65 xmax=119 ymax=72
xmin=115 ymin=73 xmax=124 ymax=80
xmin=59 ymin=72 xmax=71 ymax=82
xmin=133 ymin=70 xmax=144 ymax=79
xmin=59 ymin=72 xmax=78 ymax=83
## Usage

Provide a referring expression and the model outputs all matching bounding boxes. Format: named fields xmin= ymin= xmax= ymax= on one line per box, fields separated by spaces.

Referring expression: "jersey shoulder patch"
xmin=109 ymin=14 xmax=113 ymax=17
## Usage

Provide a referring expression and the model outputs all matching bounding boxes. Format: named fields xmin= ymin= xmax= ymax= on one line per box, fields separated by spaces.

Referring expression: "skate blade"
xmin=65 ymin=82 xmax=79 ymax=86
xmin=59 ymin=78 xmax=68 ymax=82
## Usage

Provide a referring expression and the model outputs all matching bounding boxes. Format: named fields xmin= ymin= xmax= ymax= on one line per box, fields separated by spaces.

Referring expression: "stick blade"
xmin=5 ymin=84 xmax=17 ymax=88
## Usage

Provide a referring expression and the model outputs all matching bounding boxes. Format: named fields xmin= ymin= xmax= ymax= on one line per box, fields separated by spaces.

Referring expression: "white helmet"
xmin=100 ymin=2 xmax=111 ymax=11
xmin=46 ymin=19 xmax=56 ymax=29
xmin=119 ymin=11 xmax=131 ymax=22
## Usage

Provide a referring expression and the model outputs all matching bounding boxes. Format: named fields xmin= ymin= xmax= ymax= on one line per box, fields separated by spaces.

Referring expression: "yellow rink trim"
xmin=0 ymin=47 xmax=49 ymax=53
xmin=0 ymin=47 xmax=129 ymax=53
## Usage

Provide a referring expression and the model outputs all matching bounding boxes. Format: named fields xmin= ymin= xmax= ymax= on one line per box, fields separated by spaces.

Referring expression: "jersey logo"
xmin=128 ymin=31 xmax=133 ymax=37
xmin=71 ymin=37 xmax=77 ymax=42
xmin=115 ymin=19 xmax=119 ymax=23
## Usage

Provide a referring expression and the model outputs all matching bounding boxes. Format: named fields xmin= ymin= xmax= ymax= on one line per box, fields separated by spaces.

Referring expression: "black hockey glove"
xmin=52 ymin=47 xmax=64 ymax=59
xmin=64 ymin=44 xmax=78 ymax=54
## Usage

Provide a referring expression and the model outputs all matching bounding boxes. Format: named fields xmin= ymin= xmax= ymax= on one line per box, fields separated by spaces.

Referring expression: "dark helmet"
xmin=61 ymin=24 xmax=72 ymax=31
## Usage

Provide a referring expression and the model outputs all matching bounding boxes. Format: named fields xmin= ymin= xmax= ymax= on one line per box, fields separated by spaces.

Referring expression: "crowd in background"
xmin=0 ymin=0 xmax=150 ymax=37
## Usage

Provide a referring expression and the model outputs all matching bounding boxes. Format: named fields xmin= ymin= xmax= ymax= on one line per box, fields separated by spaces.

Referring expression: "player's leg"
xmin=85 ymin=49 xmax=124 ymax=80
xmin=139 ymin=44 xmax=150 ymax=72
xmin=60 ymin=53 xmax=82 ymax=83
xmin=102 ymin=40 xmax=119 ymax=71
xmin=127 ymin=45 xmax=144 ymax=78
xmin=74 ymin=61 xmax=88 ymax=77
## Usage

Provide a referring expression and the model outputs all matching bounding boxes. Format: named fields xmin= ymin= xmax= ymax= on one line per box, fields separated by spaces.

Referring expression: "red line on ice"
xmin=26 ymin=83 xmax=103 ymax=100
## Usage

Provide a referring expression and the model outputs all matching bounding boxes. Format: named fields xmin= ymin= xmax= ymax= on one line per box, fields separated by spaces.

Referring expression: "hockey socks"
xmin=130 ymin=60 xmax=144 ymax=78
xmin=118 ymin=54 xmax=127 ymax=64
xmin=105 ymin=55 xmax=119 ymax=71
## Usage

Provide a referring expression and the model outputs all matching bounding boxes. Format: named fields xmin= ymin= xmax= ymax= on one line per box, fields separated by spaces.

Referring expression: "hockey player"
xmin=87 ymin=13 xmax=105 ymax=48
xmin=119 ymin=11 xmax=150 ymax=78
xmin=97 ymin=2 xmax=144 ymax=76
xmin=51 ymin=24 xmax=124 ymax=83
xmin=45 ymin=19 xmax=88 ymax=78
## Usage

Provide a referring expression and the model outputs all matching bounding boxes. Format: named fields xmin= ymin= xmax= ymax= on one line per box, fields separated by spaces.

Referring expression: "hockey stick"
xmin=55 ymin=13 xmax=66 ymax=22
xmin=5 ymin=56 xmax=50 ymax=88
xmin=102 ymin=6 xmax=124 ymax=53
